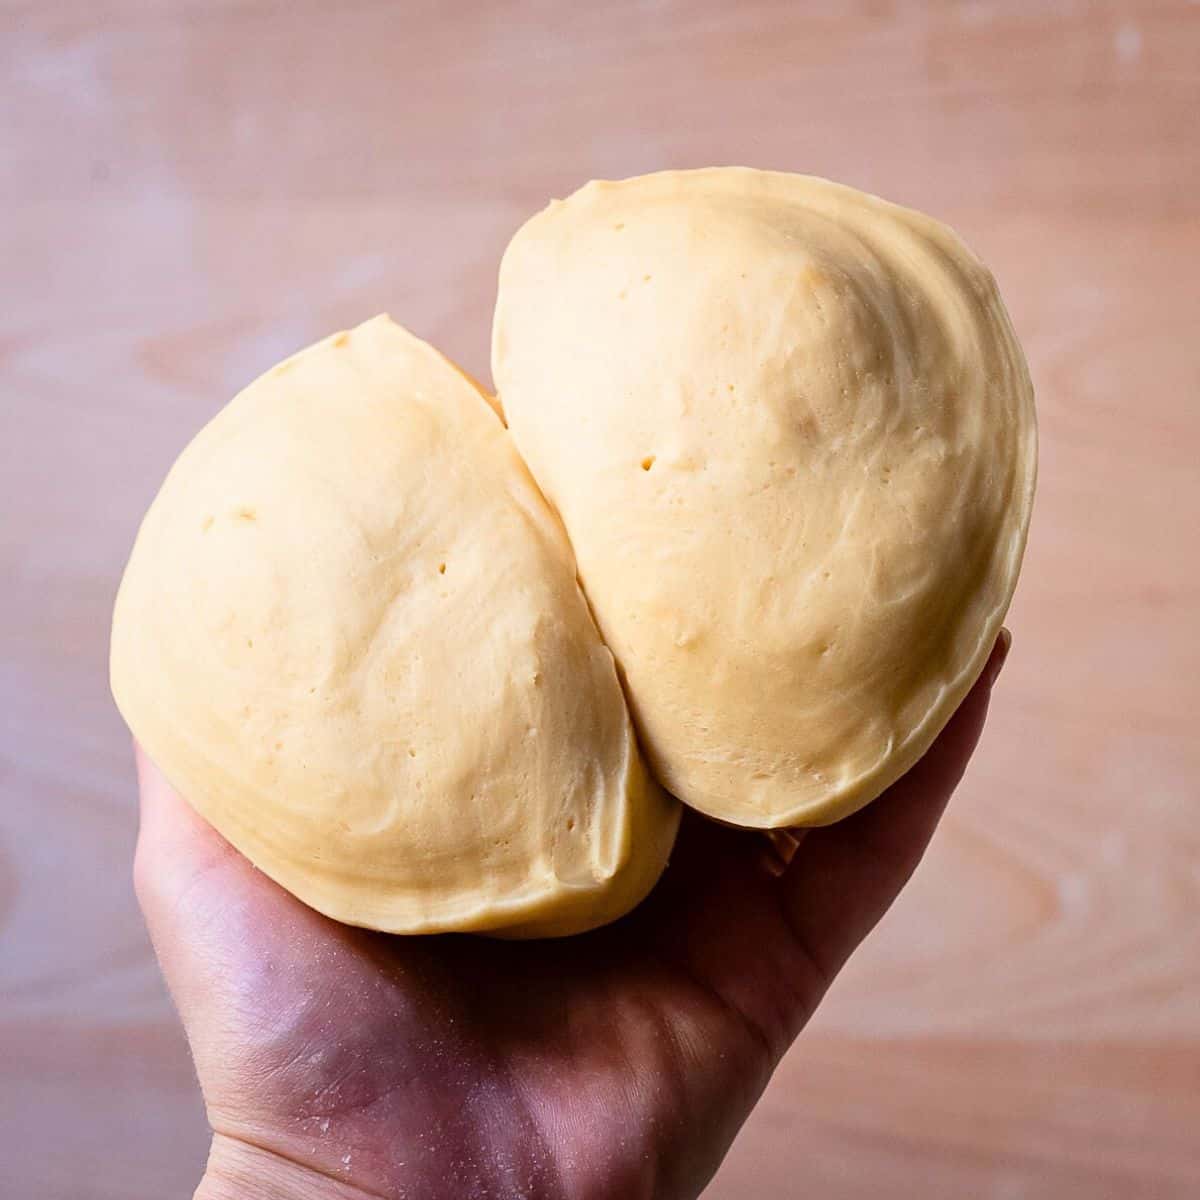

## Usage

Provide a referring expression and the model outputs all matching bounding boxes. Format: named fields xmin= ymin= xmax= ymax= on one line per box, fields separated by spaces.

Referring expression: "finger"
xmin=779 ymin=630 xmax=1011 ymax=986
xmin=133 ymin=746 xmax=241 ymax=1011
xmin=132 ymin=744 xmax=322 ymax=1024
xmin=133 ymin=743 xmax=241 ymax=917
xmin=132 ymin=742 xmax=259 ymax=935
xmin=761 ymin=828 xmax=807 ymax=877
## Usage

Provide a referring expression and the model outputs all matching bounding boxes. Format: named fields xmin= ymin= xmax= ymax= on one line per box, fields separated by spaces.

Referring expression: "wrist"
xmin=196 ymin=1133 xmax=371 ymax=1200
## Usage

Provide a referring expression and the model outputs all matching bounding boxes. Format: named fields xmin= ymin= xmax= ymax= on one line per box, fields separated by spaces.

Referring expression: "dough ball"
xmin=493 ymin=169 xmax=1036 ymax=828
xmin=111 ymin=315 xmax=679 ymax=936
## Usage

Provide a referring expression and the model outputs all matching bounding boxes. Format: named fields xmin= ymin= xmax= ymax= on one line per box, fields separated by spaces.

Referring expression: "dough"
xmin=111 ymin=315 xmax=680 ymax=936
xmin=493 ymin=168 xmax=1036 ymax=828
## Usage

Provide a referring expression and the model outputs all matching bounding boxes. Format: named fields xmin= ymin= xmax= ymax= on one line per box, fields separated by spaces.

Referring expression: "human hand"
xmin=134 ymin=633 xmax=1010 ymax=1200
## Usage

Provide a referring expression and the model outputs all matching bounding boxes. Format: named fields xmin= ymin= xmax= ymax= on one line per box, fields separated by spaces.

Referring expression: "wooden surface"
xmin=3 ymin=2 xmax=1199 ymax=1196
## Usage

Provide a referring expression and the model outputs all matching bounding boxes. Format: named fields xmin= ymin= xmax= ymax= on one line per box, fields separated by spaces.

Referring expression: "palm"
xmin=135 ymin=640 xmax=1004 ymax=1200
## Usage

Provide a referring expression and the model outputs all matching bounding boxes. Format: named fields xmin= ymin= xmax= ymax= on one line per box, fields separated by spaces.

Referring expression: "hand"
xmin=134 ymin=634 xmax=1010 ymax=1200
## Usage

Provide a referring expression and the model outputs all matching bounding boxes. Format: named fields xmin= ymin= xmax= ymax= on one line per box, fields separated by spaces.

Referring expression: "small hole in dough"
xmin=438 ymin=562 xmax=446 ymax=574
xmin=641 ymin=455 xmax=656 ymax=471
xmin=566 ymin=817 xmax=576 ymax=832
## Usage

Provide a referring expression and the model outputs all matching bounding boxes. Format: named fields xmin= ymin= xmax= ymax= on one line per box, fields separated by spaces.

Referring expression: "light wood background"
xmin=3 ymin=2 xmax=1198 ymax=1196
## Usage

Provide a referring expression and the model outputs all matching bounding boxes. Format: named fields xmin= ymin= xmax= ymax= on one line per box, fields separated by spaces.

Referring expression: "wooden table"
xmin=3 ymin=3 xmax=1198 ymax=1196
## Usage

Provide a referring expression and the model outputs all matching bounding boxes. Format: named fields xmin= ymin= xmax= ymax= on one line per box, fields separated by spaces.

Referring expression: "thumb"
xmin=131 ymin=745 xmax=308 ymax=1028
xmin=133 ymin=742 xmax=243 ymax=924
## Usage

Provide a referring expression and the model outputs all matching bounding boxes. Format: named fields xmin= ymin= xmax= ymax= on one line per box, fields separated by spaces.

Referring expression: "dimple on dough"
xmin=111 ymin=315 xmax=680 ymax=936
xmin=492 ymin=168 xmax=1037 ymax=828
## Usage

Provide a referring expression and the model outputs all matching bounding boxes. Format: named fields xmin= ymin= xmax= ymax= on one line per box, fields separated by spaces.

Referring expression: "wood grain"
xmin=2 ymin=2 xmax=1198 ymax=1196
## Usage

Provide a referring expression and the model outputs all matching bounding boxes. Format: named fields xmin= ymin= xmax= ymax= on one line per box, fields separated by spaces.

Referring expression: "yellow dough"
xmin=113 ymin=170 xmax=1037 ymax=933
xmin=493 ymin=168 xmax=1036 ymax=828
xmin=111 ymin=315 xmax=680 ymax=936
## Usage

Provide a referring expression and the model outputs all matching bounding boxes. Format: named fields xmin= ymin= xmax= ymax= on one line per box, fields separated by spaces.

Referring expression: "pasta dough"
xmin=493 ymin=168 xmax=1036 ymax=827
xmin=112 ymin=169 xmax=1036 ymax=935
xmin=111 ymin=316 xmax=680 ymax=936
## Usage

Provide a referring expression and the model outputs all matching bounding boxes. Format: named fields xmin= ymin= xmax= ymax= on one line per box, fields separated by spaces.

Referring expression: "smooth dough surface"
xmin=493 ymin=168 xmax=1037 ymax=828
xmin=111 ymin=315 xmax=679 ymax=935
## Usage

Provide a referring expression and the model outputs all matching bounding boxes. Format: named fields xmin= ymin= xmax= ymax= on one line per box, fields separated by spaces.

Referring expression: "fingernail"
xmin=987 ymin=627 xmax=1012 ymax=689
xmin=761 ymin=828 xmax=806 ymax=877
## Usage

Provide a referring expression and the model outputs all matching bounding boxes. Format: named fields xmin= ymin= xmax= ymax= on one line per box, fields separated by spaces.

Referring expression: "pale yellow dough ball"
xmin=493 ymin=168 xmax=1037 ymax=828
xmin=111 ymin=316 xmax=679 ymax=936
